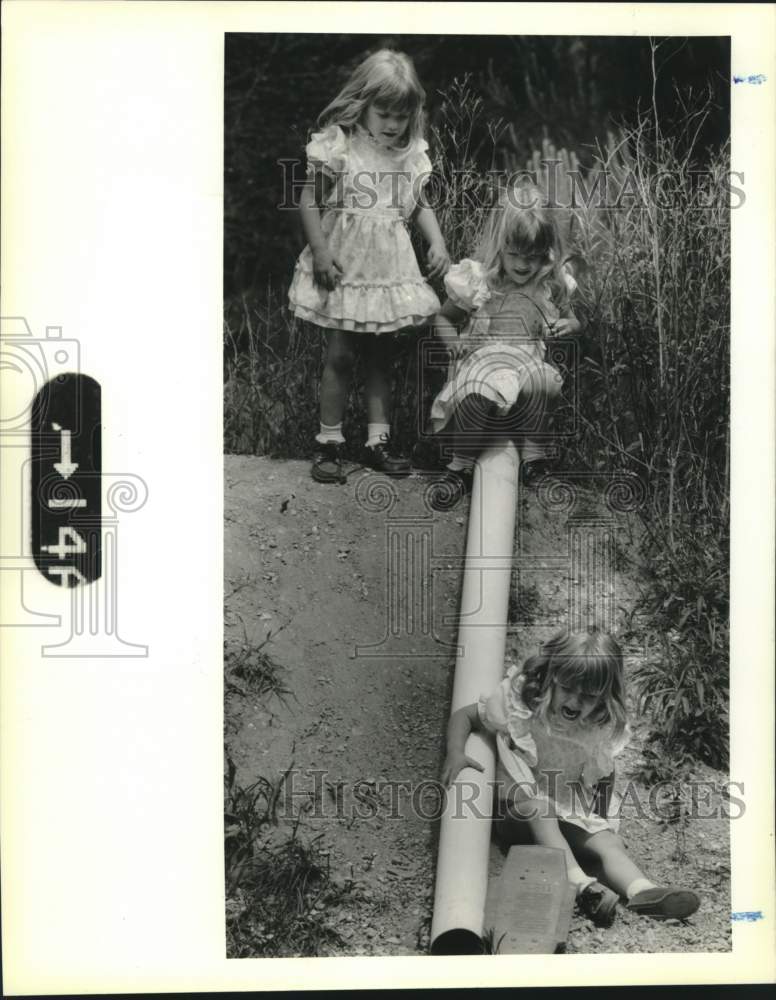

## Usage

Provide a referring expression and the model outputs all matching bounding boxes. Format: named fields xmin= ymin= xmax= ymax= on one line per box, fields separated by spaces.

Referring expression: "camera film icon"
xmin=1 ymin=320 xmax=82 ymax=440
xmin=31 ymin=373 xmax=101 ymax=586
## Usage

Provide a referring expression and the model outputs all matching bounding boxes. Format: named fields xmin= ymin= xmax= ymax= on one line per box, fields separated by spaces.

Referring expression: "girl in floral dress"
xmin=442 ymin=629 xmax=701 ymax=927
xmin=288 ymin=49 xmax=449 ymax=483
xmin=428 ymin=183 xmax=578 ymax=508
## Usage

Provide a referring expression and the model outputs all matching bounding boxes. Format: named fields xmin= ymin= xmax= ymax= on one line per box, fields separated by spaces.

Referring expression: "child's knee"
xmin=586 ymin=830 xmax=625 ymax=857
xmin=327 ymin=347 xmax=356 ymax=377
xmin=505 ymin=785 xmax=550 ymax=822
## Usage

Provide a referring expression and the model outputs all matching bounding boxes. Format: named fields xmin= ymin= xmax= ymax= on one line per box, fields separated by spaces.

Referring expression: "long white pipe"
xmin=430 ymin=440 xmax=520 ymax=954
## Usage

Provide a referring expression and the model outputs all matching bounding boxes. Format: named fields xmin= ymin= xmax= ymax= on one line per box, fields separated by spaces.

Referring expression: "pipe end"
xmin=430 ymin=928 xmax=485 ymax=956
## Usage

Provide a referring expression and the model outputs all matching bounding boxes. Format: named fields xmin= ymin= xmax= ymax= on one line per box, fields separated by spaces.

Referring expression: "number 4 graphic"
xmin=42 ymin=527 xmax=88 ymax=584
xmin=40 ymin=528 xmax=86 ymax=586
xmin=42 ymin=526 xmax=86 ymax=560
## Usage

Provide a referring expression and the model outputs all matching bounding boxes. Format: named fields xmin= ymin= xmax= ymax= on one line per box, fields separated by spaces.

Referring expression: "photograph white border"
xmin=1 ymin=1 xmax=774 ymax=992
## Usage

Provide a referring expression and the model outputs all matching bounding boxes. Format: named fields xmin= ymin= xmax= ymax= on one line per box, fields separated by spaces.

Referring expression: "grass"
xmin=223 ymin=625 xmax=353 ymax=957
xmin=556 ymin=95 xmax=730 ymax=770
xmin=480 ymin=926 xmax=505 ymax=954
xmin=224 ymin=631 xmax=291 ymax=703
xmin=224 ymin=753 xmax=356 ymax=957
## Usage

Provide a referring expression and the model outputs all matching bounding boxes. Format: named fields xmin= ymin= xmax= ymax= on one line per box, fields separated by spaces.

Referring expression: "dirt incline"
xmin=224 ymin=454 xmax=731 ymax=956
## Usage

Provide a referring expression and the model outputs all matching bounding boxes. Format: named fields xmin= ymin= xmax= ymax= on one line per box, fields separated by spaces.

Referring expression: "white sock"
xmin=447 ymin=453 xmax=474 ymax=472
xmin=366 ymin=422 xmax=391 ymax=448
xmin=568 ymin=865 xmax=596 ymax=895
xmin=315 ymin=422 xmax=345 ymax=445
xmin=625 ymin=877 xmax=656 ymax=900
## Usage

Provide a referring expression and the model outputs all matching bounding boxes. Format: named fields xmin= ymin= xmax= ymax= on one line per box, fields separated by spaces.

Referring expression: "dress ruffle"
xmin=305 ymin=124 xmax=349 ymax=178
xmin=429 ymin=344 xmax=556 ymax=432
xmin=405 ymin=137 xmax=433 ymax=197
xmin=289 ymin=275 xmax=440 ymax=333
xmin=444 ymin=258 xmax=491 ymax=311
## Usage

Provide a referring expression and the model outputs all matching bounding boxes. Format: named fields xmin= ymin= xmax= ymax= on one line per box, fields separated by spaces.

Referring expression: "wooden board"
xmin=489 ymin=846 xmax=576 ymax=954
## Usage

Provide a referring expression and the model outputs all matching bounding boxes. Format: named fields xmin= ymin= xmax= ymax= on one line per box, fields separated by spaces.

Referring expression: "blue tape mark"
xmin=733 ymin=74 xmax=767 ymax=85
xmin=731 ymin=911 xmax=763 ymax=922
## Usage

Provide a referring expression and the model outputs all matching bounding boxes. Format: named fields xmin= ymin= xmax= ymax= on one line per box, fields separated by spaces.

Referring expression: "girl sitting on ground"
xmin=441 ymin=628 xmax=701 ymax=927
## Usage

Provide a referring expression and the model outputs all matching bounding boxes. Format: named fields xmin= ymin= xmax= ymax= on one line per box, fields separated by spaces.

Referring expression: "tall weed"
xmin=551 ymin=106 xmax=730 ymax=768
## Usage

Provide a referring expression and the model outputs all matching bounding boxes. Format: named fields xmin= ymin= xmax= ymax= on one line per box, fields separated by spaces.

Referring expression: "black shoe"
xmin=520 ymin=459 xmax=552 ymax=489
xmin=578 ymin=881 xmax=619 ymax=928
xmin=626 ymin=886 xmax=700 ymax=919
xmin=362 ymin=434 xmax=410 ymax=477
xmin=311 ymin=441 xmax=347 ymax=484
xmin=410 ymin=438 xmax=447 ymax=472
xmin=426 ymin=467 xmax=474 ymax=512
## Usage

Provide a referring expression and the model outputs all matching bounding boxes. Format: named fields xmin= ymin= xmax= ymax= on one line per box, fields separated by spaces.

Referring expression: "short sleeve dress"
xmin=288 ymin=123 xmax=441 ymax=335
xmin=429 ymin=259 xmax=577 ymax=433
xmin=478 ymin=664 xmax=630 ymax=834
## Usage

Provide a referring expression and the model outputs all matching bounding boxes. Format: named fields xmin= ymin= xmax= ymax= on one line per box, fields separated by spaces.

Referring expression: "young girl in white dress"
xmin=288 ymin=49 xmax=450 ymax=484
xmin=442 ymin=629 xmax=701 ymax=927
xmin=428 ymin=183 xmax=578 ymax=508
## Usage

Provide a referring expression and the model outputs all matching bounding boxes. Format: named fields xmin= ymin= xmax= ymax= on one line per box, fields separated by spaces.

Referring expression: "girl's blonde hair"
xmin=520 ymin=629 xmax=628 ymax=739
xmin=476 ymin=183 xmax=570 ymax=307
xmin=317 ymin=49 xmax=426 ymax=151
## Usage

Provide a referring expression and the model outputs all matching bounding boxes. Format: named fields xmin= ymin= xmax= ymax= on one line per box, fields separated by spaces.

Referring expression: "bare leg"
xmin=448 ymin=393 xmax=499 ymax=465
xmin=561 ymin=825 xmax=645 ymax=897
xmin=362 ymin=333 xmax=393 ymax=426
xmin=513 ymin=362 xmax=563 ymax=463
xmin=319 ymin=329 xmax=357 ymax=427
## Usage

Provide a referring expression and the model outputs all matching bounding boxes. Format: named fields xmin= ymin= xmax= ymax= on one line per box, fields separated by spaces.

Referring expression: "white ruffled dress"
xmin=478 ymin=665 xmax=630 ymax=834
xmin=430 ymin=259 xmax=576 ymax=433
xmin=288 ymin=123 xmax=441 ymax=334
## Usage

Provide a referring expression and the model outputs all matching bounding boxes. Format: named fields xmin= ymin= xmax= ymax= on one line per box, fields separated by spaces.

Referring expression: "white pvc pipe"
xmin=430 ymin=440 xmax=520 ymax=954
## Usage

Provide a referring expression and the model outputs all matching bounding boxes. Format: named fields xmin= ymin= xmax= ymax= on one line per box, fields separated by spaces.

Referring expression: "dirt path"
xmin=224 ymin=455 xmax=731 ymax=956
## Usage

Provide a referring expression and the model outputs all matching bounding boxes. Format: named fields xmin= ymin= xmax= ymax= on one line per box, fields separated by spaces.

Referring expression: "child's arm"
xmin=412 ymin=196 xmax=450 ymax=279
xmin=298 ymin=171 xmax=343 ymax=290
xmin=433 ymin=298 xmax=469 ymax=358
xmin=549 ymin=262 xmax=583 ymax=337
xmin=440 ymin=702 xmax=486 ymax=787
xmin=549 ymin=302 xmax=582 ymax=338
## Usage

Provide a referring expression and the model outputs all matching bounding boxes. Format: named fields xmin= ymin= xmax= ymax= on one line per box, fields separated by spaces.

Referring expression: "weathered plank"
xmin=490 ymin=846 xmax=575 ymax=954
